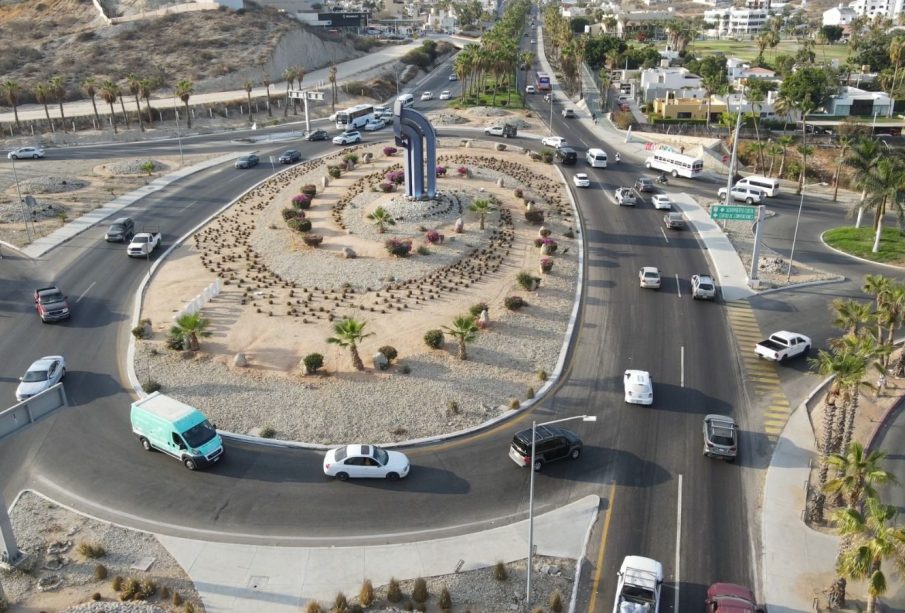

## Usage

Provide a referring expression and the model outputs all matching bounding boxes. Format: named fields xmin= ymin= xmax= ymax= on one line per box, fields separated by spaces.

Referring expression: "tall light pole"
xmin=548 ymin=91 xmax=554 ymax=135
xmin=9 ymin=156 xmax=31 ymax=242
xmin=526 ymin=414 xmax=597 ymax=608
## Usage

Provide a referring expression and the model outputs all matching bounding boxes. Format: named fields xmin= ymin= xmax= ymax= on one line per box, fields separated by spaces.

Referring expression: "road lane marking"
xmin=588 ymin=481 xmax=617 ymax=613
xmin=675 ymin=474 xmax=683 ymax=613
xmin=675 ymin=274 xmax=681 ymax=298
xmin=76 ymin=282 xmax=95 ymax=303
xmin=660 ymin=228 xmax=669 ymax=243
xmin=680 ymin=346 xmax=685 ymax=388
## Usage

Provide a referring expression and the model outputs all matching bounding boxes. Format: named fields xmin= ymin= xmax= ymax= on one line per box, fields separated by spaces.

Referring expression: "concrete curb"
xmin=819 ymin=230 xmax=905 ymax=272
xmin=866 ymin=394 xmax=905 ymax=453
xmin=752 ymin=275 xmax=848 ymax=297
xmin=568 ymin=501 xmax=600 ymax=613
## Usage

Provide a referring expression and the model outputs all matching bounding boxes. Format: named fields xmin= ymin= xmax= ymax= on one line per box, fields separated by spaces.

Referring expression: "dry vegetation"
xmin=0 ymin=0 xmax=304 ymax=104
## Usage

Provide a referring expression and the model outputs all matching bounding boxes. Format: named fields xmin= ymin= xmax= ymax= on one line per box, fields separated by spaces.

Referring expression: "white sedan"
xmin=8 ymin=146 xmax=45 ymax=160
xmin=16 ymin=355 xmax=66 ymax=402
xmin=651 ymin=194 xmax=672 ymax=210
xmin=364 ymin=118 xmax=386 ymax=131
xmin=323 ymin=444 xmax=411 ymax=481
xmin=624 ymin=370 xmax=653 ymax=406
xmin=525 ymin=85 xmax=536 ymax=94
xmin=439 ymin=90 xmax=452 ymax=100
xmin=421 ymin=91 xmax=434 ymax=101
xmin=541 ymin=136 xmax=567 ymax=148
xmin=573 ymin=173 xmax=591 ymax=188
xmin=639 ymin=266 xmax=661 ymax=289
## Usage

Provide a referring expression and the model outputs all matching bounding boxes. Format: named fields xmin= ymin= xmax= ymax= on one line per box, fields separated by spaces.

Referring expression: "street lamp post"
xmin=526 ymin=414 xmax=597 ymax=608
xmin=173 ymin=92 xmax=185 ymax=168
xmin=548 ymin=92 xmax=554 ymax=135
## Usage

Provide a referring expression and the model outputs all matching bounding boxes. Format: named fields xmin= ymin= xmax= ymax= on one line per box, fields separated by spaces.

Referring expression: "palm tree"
xmin=175 ymin=79 xmax=194 ymax=129
xmin=767 ymin=142 xmax=783 ymax=177
xmin=796 ymin=143 xmax=814 ymax=194
xmin=755 ymin=30 xmax=772 ymax=65
xmin=2 ymin=79 xmax=22 ymax=127
xmin=830 ymin=298 xmax=874 ymax=338
xmin=469 ymin=198 xmax=496 ymax=230
xmin=442 ymin=314 xmax=479 ymax=360
xmin=139 ymin=77 xmax=155 ymax=126
xmin=327 ymin=317 xmax=373 ymax=371
xmin=366 ymin=206 xmax=395 ymax=233
xmin=832 ymin=136 xmax=852 ymax=202
xmin=295 ymin=65 xmax=306 ymax=114
xmin=888 ymin=36 xmax=905 ymax=117
xmin=82 ymin=77 xmax=101 ymax=129
xmin=748 ymin=141 xmax=767 ymax=174
xmin=775 ymin=135 xmax=794 ymax=178
xmin=861 ymin=157 xmax=903 ymax=252
xmin=99 ymin=80 xmax=119 ymax=134
xmin=834 ymin=333 xmax=882 ymax=455
xmin=773 ymin=92 xmax=795 ymax=132
xmin=117 ymin=82 xmax=130 ymax=129
xmin=282 ymin=66 xmax=297 ymax=117
xmin=262 ymin=72 xmax=272 ymax=117
xmin=846 ymin=138 xmax=882 ymax=228
xmin=244 ymin=80 xmax=254 ymax=120
xmin=49 ymin=75 xmax=67 ymax=130
xmin=328 ymin=64 xmax=338 ymax=113
xmin=173 ymin=312 xmax=211 ymax=351
xmin=126 ymin=74 xmax=145 ymax=132
xmin=34 ymin=84 xmax=54 ymax=132
xmin=825 ymin=443 xmax=897 ymax=511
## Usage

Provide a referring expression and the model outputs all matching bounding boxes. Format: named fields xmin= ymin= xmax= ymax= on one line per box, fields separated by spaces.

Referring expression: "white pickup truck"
xmin=127 ymin=231 xmax=161 ymax=257
xmin=614 ymin=556 xmax=663 ymax=613
xmin=755 ymin=331 xmax=811 ymax=362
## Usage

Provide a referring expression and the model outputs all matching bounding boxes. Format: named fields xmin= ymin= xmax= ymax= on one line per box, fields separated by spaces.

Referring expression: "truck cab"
xmin=706 ymin=583 xmax=759 ymax=613
xmin=614 ymin=555 xmax=663 ymax=613
xmin=33 ymin=286 xmax=71 ymax=322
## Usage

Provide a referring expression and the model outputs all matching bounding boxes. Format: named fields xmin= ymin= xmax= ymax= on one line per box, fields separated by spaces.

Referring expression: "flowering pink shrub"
xmin=292 ymin=194 xmax=312 ymax=209
xmin=436 ymin=165 xmax=447 ymax=177
xmin=457 ymin=166 xmax=468 ymax=177
xmin=380 ymin=182 xmax=395 ymax=193
xmin=383 ymin=146 xmax=398 ymax=156
xmin=425 ymin=230 xmax=442 ymax=244
xmin=540 ymin=257 xmax=554 ymax=272
xmin=539 ymin=238 xmax=558 ymax=253
xmin=386 ymin=170 xmax=405 ymax=185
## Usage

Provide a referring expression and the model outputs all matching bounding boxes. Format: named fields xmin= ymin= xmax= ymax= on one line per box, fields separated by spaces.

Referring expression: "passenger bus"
xmin=336 ymin=104 xmax=375 ymax=130
xmin=644 ymin=149 xmax=704 ymax=179
xmin=535 ymin=71 xmax=551 ymax=91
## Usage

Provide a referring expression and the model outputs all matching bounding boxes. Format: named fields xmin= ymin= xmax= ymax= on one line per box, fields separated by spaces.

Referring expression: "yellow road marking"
xmin=588 ymin=482 xmax=617 ymax=613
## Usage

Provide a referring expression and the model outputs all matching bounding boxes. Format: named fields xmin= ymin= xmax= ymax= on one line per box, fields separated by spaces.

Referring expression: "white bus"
xmin=336 ymin=104 xmax=375 ymax=130
xmin=645 ymin=150 xmax=704 ymax=179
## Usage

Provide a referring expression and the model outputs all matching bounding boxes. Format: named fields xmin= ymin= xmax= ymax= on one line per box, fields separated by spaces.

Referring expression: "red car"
xmin=706 ymin=583 xmax=759 ymax=613
xmin=34 ymin=286 xmax=71 ymax=322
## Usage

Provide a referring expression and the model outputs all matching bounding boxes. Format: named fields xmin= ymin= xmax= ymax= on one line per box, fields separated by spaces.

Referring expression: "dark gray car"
xmin=235 ymin=154 xmax=260 ymax=169
xmin=105 ymin=217 xmax=134 ymax=242
xmin=635 ymin=177 xmax=654 ymax=192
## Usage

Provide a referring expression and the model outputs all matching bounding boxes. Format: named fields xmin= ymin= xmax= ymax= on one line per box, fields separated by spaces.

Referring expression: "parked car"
xmin=525 ymin=85 xmax=536 ymax=94
xmin=635 ymin=177 xmax=654 ymax=192
xmin=561 ymin=108 xmax=576 ymax=118
xmin=439 ymin=90 xmax=452 ymax=100
xmin=305 ymin=129 xmax=330 ymax=141
xmin=624 ymin=369 xmax=653 ymax=406
xmin=8 ymin=146 xmax=45 ymax=160
xmin=663 ymin=212 xmax=686 ymax=229
xmin=332 ymin=130 xmax=362 ymax=145
xmin=542 ymin=136 xmax=567 ymax=148
xmin=364 ymin=118 xmax=386 ymax=131
xmin=16 ymin=356 xmax=66 ymax=402
xmin=421 ymin=91 xmax=433 ymax=101
xmin=324 ymin=444 xmax=410 ymax=480
xmin=718 ymin=184 xmax=765 ymax=205
xmin=104 ymin=216 xmax=135 ymax=242
xmin=703 ymin=415 xmax=738 ymax=461
xmin=34 ymin=286 xmax=71 ymax=323
xmin=639 ymin=266 xmax=661 ymax=289
xmin=615 ymin=187 xmax=637 ymax=205
xmin=651 ymin=194 xmax=672 ymax=210
xmin=278 ymin=150 xmax=301 ymax=164
xmin=508 ymin=425 xmax=583 ymax=471
xmin=691 ymin=274 xmax=717 ymax=300
xmin=573 ymin=173 xmax=591 ymax=188
xmin=755 ymin=331 xmax=811 ymax=362
xmin=234 ymin=154 xmax=259 ymax=169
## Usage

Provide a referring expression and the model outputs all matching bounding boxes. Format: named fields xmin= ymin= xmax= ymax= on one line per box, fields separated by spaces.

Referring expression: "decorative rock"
xmin=42 ymin=555 xmax=66 ymax=571
xmin=477 ymin=309 xmax=490 ymax=330
xmin=321 ymin=176 xmax=329 ymax=188
xmin=496 ymin=177 xmax=504 ymax=187
xmin=234 ymin=352 xmax=248 ymax=367
xmin=47 ymin=541 xmax=72 ymax=555
xmin=454 ymin=218 xmax=464 ymax=233
xmin=342 ymin=247 xmax=357 ymax=259
xmin=373 ymin=352 xmax=389 ymax=371
xmin=37 ymin=575 xmax=63 ymax=592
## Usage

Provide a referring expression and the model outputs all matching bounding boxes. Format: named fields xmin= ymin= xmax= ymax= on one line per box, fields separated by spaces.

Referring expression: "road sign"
xmin=288 ymin=90 xmax=325 ymax=101
xmin=710 ymin=205 xmax=757 ymax=221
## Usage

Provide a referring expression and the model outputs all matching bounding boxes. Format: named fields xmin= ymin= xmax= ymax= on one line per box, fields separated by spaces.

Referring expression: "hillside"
xmin=0 ymin=0 xmax=363 ymax=104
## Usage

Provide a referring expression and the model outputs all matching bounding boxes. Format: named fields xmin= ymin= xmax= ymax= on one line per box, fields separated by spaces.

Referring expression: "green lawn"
xmin=688 ymin=39 xmax=850 ymax=64
xmin=823 ymin=226 xmax=905 ymax=265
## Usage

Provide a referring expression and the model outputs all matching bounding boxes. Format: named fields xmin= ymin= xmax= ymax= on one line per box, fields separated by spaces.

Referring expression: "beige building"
xmin=653 ymin=97 xmax=728 ymax=121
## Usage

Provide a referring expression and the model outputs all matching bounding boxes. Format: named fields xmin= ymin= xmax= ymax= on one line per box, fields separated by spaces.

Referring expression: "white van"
xmin=735 ymin=175 xmax=780 ymax=197
xmin=586 ymin=148 xmax=608 ymax=168
xmin=396 ymin=93 xmax=415 ymax=108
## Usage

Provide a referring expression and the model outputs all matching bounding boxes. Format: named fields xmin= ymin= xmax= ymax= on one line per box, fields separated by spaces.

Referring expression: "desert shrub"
xmin=95 ymin=564 xmax=108 ymax=580
xmin=161 ymin=586 xmax=171 ymax=599
xmin=539 ymin=227 xmax=552 ymax=237
xmin=539 ymin=238 xmax=558 ymax=253
xmin=383 ymin=146 xmax=398 ymax=156
xmin=91 ymin=592 xmax=102 ymax=600
xmin=469 ymin=302 xmax=489 ymax=317
xmin=496 ymin=143 xmax=507 ymax=151
xmin=425 ymin=230 xmax=442 ymax=243
xmin=328 ymin=166 xmax=342 ymax=179
xmin=380 ymin=182 xmax=395 ymax=192
xmin=525 ymin=209 xmax=544 ymax=224
xmin=412 ymin=578 xmax=428 ymax=603
xmin=185 ymin=603 xmax=196 ymax=613
xmin=387 ymin=578 xmax=403 ymax=603
xmin=282 ymin=207 xmax=301 ymax=221
xmin=292 ymin=194 xmax=312 ymax=209
xmin=424 ymin=329 xmax=444 ymax=349
xmin=540 ymin=149 xmax=554 ymax=163
xmin=564 ymin=227 xmax=575 ymax=238
xmin=378 ymin=346 xmax=398 ymax=363
xmin=550 ymin=589 xmax=563 ymax=613
xmin=142 ymin=380 xmax=161 ymax=394
xmin=78 ymin=542 xmax=107 ymax=558
xmin=436 ymin=165 xmax=447 ymax=176
xmin=439 ymin=587 xmax=452 ymax=611
xmin=303 ymin=234 xmax=324 ymax=247
xmin=301 ymin=184 xmax=317 ymax=197
xmin=400 ymin=364 xmax=411 ymax=374
xmin=493 ymin=561 xmax=508 ymax=580
xmin=359 ymin=580 xmax=375 ymax=607
xmin=447 ymin=400 xmax=460 ymax=415
xmin=514 ymin=187 xmax=524 ymax=198
xmin=416 ymin=245 xmax=430 ymax=255
xmin=386 ymin=169 xmax=405 ymax=184
xmin=121 ymin=577 xmax=140 ymax=601
xmin=131 ymin=325 xmax=147 ymax=339
xmin=305 ymin=602 xmax=323 ymax=613
xmin=457 ymin=166 xmax=468 ymax=177
xmin=334 ymin=592 xmax=349 ymax=612
xmin=166 ymin=326 xmax=185 ymax=350
xmin=505 ymin=295 xmax=526 ymax=310
xmin=303 ymin=353 xmax=324 ymax=374
xmin=259 ymin=426 xmax=275 ymax=438
xmin=288 ymin=217 xmax=312 ymax=232
xmin=526 ymin=386 xmax=535 ymax=399
xmin=537 ymin=369 xmax=548 ymax=380
xmin=112 ymin=576 xmax=123 ymax=591
xmin=173 ymin=591 xmax=183 ymax=605
xmin=517 ymin=272 xmax=541 ymax=290
xmin=385 ymin=238 xmax=413 ymax=257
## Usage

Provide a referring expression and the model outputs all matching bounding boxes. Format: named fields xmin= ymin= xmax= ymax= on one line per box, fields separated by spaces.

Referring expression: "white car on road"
xmin=421 ymin=91 xmax=434 ymax=101
xmin=718 ymin=185 xmax=766 ymax=205
xmin=624 ymin=370 xmax=653 ymax=406
xmin=615 ymin=188 xmax=637 ymax=206
xmin=573 ymin=173 xmax=591 ymax=188
xmin=439 ymin=90 xmax=452 ymax=100
xmin=323 ymin=444 xmax=410 ymax=480
xmin=651 ymin=194 xmax=672 ymax=210
xmin=639 ymin=266 xmax=661 ymax=289
xmin=364 ymin=118 xmax=386 ymax=131
xmin=332 ymin=130 xmax=362 ymax=145
xmin=526 ymin=85 xmax=536 ymax=94
xmin=16 ymin=355 xmax=66 ymax=402
xmin=542 ymin=136 xmax=567 ymax=148
xmin=8 ymin=146 xmax=45 ymax=160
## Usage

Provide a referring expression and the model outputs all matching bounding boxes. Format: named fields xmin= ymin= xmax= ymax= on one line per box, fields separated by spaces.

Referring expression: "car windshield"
xmin=699 ymin=282 xmax=714 ymax=291
xmin=110 ymin=224 xmax=124 ymax=232
xmin=711 ymin=423 xmax=735 ymax=445
xmin=181 ymin=420 xmax=217 ymax=448
xmin=23 ymin=369 xmax=49 ymax=382
xmin=644 ymin=272 xmax=658 ymax=279
xmin=373 ymin=447 xmax=389 ymax=465
xmin=39 ymin=291 xmax=64 ymax=304
xmin=134 ymin=236 xmax=149 ymax=243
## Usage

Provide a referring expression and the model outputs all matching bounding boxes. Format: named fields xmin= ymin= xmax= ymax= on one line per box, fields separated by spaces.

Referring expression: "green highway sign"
xmin=710 ymin=205 xmax=757 ymax=221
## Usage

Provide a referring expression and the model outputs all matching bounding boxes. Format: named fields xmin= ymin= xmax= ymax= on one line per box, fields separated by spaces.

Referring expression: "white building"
xmin=848 ymin=0 xmax=892 ymax=18
xmin=640 ymin=67 xmax=707 ymax=103
xmin=726 ymin=57 xmax=778 ymax=85
xmin=704 ymin=7 xmax=775 ymax=37
xmin=822 ymin=4 xmax=858 ymax=24
xmin=824 ymin=86 xmax=892 ymax=116
xmin=718 ymin=91 xmax=782 ymax=117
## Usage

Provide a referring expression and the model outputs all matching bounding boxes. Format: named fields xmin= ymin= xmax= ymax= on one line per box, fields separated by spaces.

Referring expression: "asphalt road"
xmin=0 ymin=60 xmax=764 ymax=613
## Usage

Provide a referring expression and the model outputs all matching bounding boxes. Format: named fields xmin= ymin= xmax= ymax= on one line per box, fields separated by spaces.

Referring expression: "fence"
xmin=173 ymin=278 xmax=222 ymax=322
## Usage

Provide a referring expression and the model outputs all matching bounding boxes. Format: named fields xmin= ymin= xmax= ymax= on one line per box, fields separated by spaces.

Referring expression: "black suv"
xmin=509 ymin=425 xmax=583 ymax=471
xmin=555 ymin=147 xmax=578 ymax=165
xmin=306 ymin=129 xmax=329 ymax=141
xmin=279 ymin=150 xmax=301 ymax=164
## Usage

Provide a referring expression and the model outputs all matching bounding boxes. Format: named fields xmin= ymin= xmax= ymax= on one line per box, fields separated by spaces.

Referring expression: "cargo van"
xmin=586 ymin=148 xmax=608 ymax=168
xmin=396 ymin=93 xmax=415 ymax=108
xmin=735 ymin=175 xmax=780 ymax=197
xmin=131 ymin=392 xmax=224 ymax=470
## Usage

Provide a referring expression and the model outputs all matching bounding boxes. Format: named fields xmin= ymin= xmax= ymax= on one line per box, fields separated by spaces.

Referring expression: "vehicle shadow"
xmin=60 ymin=295 xmax=129 ymax=329
xmin=320 ymin=464 xmax=472 ymax=494
xmin=536 ymin=445 xmax=673 ymax=487
xmin=63 ymin=371 xmax=126 ymax=405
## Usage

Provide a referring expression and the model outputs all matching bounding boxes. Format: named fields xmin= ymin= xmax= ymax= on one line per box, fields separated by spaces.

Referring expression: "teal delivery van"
xmin=130 ymin=392 xmax=224 ymax=470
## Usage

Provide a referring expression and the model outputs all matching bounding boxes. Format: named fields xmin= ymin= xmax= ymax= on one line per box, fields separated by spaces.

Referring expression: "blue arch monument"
xmin=393 ymin=100 xmax=437 ymax=200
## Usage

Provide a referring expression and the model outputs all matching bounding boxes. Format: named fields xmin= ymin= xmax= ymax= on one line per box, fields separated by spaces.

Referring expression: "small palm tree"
xmin=99 ymin=80 xmax=119 ymax=134
xmin=327 ymin=317 xmax=374 ymax=371
xmin=775 ymin=135 xmax=795 ymax=178
xmin=443 ymin=315 xmax=479 ymax=361
xmin=173 ymin=312 xmax=211 ymax=351
xmin=262 ymin=71 xmax=272 ymax=117
xmin=244 ymin=80 xmax=254 ymax=120
xmin=468 ymin=198 xmax=496 ymax=230
xmin=49 ymin=75 xmax=67 ymax=130
xmin=367 ymin=206 xmax=395 ymax=233
xmin=127 ymin=74 xmax=145 ymax=132
xmin=328 ymin=64 xmax=338 ymax=112
xmin=82 ymin=77 xmax=101 ymax=128
xmin=825 ymin=442 xmax=896 ymax=511
xmin=139 ymin=77 xmax=155 ymax=126
xmin=175 ymin=79 xmax=194 ymax=129
xmin=2 ymin=79 xmax=22 ymax=127
xmin=282 ymin=66 xmax=297 ymax=117
xmin=796 ymin=143 xmax=814 ymax=194
xmin=117 ymin=82 xmax=130 ymax=129
xmin=832 ymin=135 xmax=852 ymax=202
xmin=34 ymin=84 xmax=54 ymax=132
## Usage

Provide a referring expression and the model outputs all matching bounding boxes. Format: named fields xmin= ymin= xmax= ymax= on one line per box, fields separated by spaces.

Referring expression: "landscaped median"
xmin=823 ymin=226 xmax=905 ymax=266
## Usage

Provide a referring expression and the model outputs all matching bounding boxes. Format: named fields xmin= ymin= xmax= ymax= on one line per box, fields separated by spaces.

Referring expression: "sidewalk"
xmin=156 ymin=495 xmax=599 ymax=612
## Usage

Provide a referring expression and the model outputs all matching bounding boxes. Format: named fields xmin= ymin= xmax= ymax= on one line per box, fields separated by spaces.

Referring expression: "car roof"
xmin=620 ymin=555 xmax=663 ymax=582
xmin=575 ymin=173 xmax=588 ymax=177
xmin=514 ymin=425 xmax=574 ymax=443
xmin=641 ymin=266 xmax=659 ymax=274
xmin=637 ymin=177 xmax=653 ymax=183
xmin=31 ymin=356 xmax=62 ymax=369
xmin=343 ymin=444 xmax=375 ymax=457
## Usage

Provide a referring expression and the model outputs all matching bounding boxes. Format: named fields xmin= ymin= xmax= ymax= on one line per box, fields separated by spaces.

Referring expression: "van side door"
xmin=167 ymin=431 xmax=188 ymax=458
